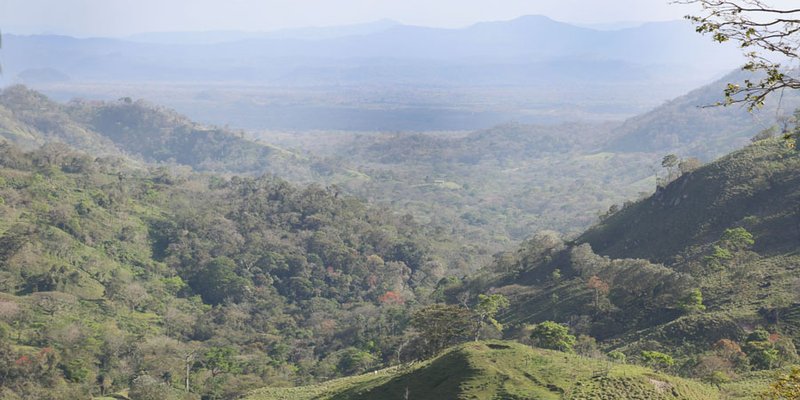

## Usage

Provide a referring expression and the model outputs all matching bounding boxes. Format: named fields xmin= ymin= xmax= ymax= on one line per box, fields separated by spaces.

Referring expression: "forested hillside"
xmin=0 ymin=142 xmax=476 ymax=399
xmin=581 ymin=139 xmax=800 ymax=262
xmin=456 ymin=138 xmax=800 ymax=395
xmin=0 ymin=86 xmax=321 ymax=180
xmin=305 ymin=122 xmax=657 ymax=246
xmin=1 ymin=86 xmax=660 ymax=255
xmin=1 ymin=85 xmax=798 ymax=399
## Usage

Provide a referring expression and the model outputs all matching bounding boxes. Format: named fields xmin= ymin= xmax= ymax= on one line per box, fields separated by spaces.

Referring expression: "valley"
xmin=1 ymin=4 xmax=800 ymax=399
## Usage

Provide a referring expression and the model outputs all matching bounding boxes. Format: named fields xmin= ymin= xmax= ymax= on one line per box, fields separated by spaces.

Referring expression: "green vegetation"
xmin=309 ymin=122 xmax=658 ymax=251
xmin=0 ymin=85 xmax=326 ymax=181
xmin=529 ymin=321 xmax=576 ymax=353
xmin=449 ymin=137 xmax=800 ymax=397
xmin=0 ymin=140 xmax=473 ymax=398
xmin=246 ymin=341 xmax=727 ymax=400
xmin=1 ymin=85 xmax=799 ymax=399
xmin=581 ymin=139 xmax=800 ymax=262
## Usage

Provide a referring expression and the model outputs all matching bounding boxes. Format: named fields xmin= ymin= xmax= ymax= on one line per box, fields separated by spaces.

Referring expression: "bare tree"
xmin=676 ymin=0 xmax=800 ymax=109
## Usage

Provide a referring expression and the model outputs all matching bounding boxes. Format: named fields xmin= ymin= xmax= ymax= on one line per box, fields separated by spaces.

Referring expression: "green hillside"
xmin=2 ymin=87 xmax=799 ymax=399
xmin=606 ymin=69 xmax=800 ymax=159
xmin=580 ymin=138 xmax=800 ymax=263
xmin=0 ymin=141 xmax=475 ymax=399
xmin=0 ymin=85 xmax=321 ymax=180
xmin=456 ymin=138 xmax=800 ymax=389
xmin=246 ymin=341 xmax=726 ymax=400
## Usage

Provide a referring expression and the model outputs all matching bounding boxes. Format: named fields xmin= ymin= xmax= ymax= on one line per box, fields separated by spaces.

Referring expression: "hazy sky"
xmin=2 ymin=0 xmax=700 ymax=37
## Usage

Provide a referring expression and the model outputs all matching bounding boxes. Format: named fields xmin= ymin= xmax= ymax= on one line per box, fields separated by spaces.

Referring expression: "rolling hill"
xmin=583 ymin=138 xmax=800 ymax=263
xmin=245 ymin=341 xmax=727 ymax=400
xmin=0 ymin=85 xmax=323 ymax=180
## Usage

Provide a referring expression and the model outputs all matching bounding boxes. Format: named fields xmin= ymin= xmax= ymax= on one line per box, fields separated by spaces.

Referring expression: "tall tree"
xmin=473 ymin=294 xmax=510 ymax=341
xmin=410 ymin=304 xmax=475 ymax=357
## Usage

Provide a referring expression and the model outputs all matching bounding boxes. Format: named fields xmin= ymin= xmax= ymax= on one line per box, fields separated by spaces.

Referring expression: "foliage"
xmin=608 ymin=350 xmax=627 ymax=363
xmin=188 ymin=258 xmax=249 ymax=306
xmin=641 ymin=351 xmax=676 ymax=370
xmin=721 ymin=227 xmax=756 ymax=251
xmin=679 ymin=289 xmax=707 ymax=314
xmin=745 ymin=330 xmax=780 ymax=370
xmin=762 ymin=367 xmax=800 ymax=400
xmin=454 ymin=137 xmax=800 ymax=394
xmin=529 ymin=321 xmax=576 ymax=353
xmin=679 ymin=0 xmax=800 ymax=110
xmin=581 ymin=139 xmax=799 ymax=262
xmin=129 ymin=374 xmax=180 ymax=400
xmin=473 ymin=294 xmax=510 ymax=340
xmin=586 ymin=275 xmax=611 ymax=312
xmin=246 ymin=341 xmax=725 ymax=400
xmin=203 ymin=347 xmax=241 ymax=377
xmin=410 ymin=304 xmax=475 ymax=357
xmin=0 ymin=140 xmax=452 ymax=398
xmin=0 ymin=78 xmax=799 ymax=400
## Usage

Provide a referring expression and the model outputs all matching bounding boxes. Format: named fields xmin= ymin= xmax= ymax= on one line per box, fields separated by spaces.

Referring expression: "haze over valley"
xmin=3 ymin=16 xmax=746 ymax=131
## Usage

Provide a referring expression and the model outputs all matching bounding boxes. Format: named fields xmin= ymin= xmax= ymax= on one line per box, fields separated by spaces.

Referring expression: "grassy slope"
xmin=245 ymin=341 xmax=726 ymax=400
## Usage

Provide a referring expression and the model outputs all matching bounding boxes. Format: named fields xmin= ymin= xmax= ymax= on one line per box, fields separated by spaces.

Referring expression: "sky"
xmin=1 ymin=0 xmax=699 ymax=37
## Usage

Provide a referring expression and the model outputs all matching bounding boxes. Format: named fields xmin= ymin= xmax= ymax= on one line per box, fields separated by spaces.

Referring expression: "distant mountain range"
xmin=2 ymin=15 xmax=743 ymax=87
xmin=126 ymin=19 xmax=403 ymax=44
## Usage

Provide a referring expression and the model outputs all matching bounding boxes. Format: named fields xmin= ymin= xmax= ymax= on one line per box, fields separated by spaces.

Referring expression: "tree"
xmin=586 ymin=275 xmax=610 ymax=312
xmin=713 ymin=339 xmax=749 ymax=371
xmin=473 ymin=294 xmax=510 ymax=341
xmin=705 ymin=227 xmax=755 ymax=272
xmin=202 ymin=347 xmax=240 ymax=377
xmin=529 ymin=321 xmax=576 ymax=353
xmin=336 ymin=348 xmax=376 ymax=375
xmin=679 ymin=288 xmax=707 ymax=313
xmin=721 ymin=227 xmax=755 ymax=251
xmin=678 ymin=0 xmax=800 ymax=110
xmin=129 ymin=374 xmax=177 ymax=400
xmin=641 ymin=350 xmax=675 ymax=371
xmin=659 ymin=153 xmax=689 ymax=185
xmin=662 ymin=154 xmax=679 ymax=171
xmin=188 ymin=257 xmax=249 ymax=305
xmin=679 ymin=157 xmax=703 ymax=174
xmin=745 ymin=329 xmax=780 ymax=370
xmin=608 ymin=350 xmax=627 ymax=363
xmin=551 ymin=269 xmax=562 ymax=284
xmin=410 ymin=304 xmax=475 ymax=357
xmin=762 ymin=367 xmax=800 ymax=399
xmin=574 ymin=335 xmax=602 ymax=358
